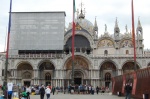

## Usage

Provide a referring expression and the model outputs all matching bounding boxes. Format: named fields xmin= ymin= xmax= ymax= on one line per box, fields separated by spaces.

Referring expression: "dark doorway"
xmin=45 ymin=82 xmax=51 ymax=86
xmin=74 ymin=78 xmax=81 ymax=85
xmin=105 ymin=82 xmax=110 ymax=88
xmin=24 ymin=81 xmax=30 ymax=86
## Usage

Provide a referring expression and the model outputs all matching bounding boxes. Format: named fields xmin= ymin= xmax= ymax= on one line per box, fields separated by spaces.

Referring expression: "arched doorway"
xmin=100 ymin=61 xmax=117 ymax=87
xmin=17 ymin=62 xmax=33 ymax=86
xmin=105 ymin=72 xmax=111 ymax=87
xmin=45 ymin=73 xmax=51 ymax=86
xmin=65 ymin=56 xmax=89 ymax=85
xmin=39 ymin=61 xmax=55 ymax=86
xmin=74 ymin=71 xmax=83 ymax=85
xmin=122 ymin=62 xmax=140 ymax=74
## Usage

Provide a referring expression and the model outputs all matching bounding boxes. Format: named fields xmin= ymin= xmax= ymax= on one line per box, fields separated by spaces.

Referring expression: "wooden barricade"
xmin=112 ymin=67 xmax=150 ymax=99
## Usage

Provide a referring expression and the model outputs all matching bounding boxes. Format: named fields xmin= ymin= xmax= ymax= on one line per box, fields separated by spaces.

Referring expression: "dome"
xmin=67 ymin=18 xmax=94 ymax=33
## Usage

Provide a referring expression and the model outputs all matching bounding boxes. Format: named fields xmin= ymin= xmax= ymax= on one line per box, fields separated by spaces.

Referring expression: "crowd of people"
xmin=0 ymin=83 xmax=112 ymax=99
xmin=67 ymin=84 xmax=110 ymax=95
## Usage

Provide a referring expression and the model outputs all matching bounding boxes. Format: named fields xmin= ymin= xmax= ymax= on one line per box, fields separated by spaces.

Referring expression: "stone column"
xmin=118 ymin=69 xmax=123 ymax=75
xmin=14 ymin=69 xmax=17 ymax=77
xmin=60 ymin=79 xmax=61 ymax=87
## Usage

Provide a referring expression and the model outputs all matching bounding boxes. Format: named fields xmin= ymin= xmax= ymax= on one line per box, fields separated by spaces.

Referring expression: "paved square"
xmin=30 ymin=93 xmax=125 ymax=99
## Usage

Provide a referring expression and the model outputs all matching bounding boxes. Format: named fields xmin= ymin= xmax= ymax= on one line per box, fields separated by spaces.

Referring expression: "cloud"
xmin=0 ymin=0 xmax=150 ymax=52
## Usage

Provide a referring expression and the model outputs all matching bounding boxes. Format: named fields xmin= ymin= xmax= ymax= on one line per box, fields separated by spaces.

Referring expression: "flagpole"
xmin=4 ymin=0 xmax=12 ymax=87
xmin=71 ymin=0 xmax=76 ymax=85
xmin=131 ymin=0 xmax=137 ymax=71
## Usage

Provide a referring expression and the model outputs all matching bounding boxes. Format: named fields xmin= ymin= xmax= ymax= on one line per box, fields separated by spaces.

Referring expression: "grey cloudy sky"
xmin=0 ymin=0 xmax=150 ymax=52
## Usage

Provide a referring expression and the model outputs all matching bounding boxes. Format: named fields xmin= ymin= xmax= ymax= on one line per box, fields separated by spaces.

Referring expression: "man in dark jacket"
xmin=39 ymin=85 xmax=45 ymax=99
xmin=125 ymin=83 xmax=132 ymax=99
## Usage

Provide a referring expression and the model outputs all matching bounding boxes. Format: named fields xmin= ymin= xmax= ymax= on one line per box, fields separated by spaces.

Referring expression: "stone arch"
xmin=64 ymin=34 xmax=92 ymax=54
xmin=66 ymin=69 xmax=88 ymax=79
xmin=147 ymin=62 xmax=150 ymax=67
xmin=65 ymin=35 xmax=91 ymax=49
xmin=45 ymin=72 xmax=51 ymax=86
xmin=62 ymin=53 xmax=93 ymax=69
xmin=16 ymin=61 xmax=33 ymax=69
xmin=22 ymin=71 xmax=32 ymax=79
xmin=65 ymin=69 xmax=88 ymax=85
xmin=105 ymin=72 xmax=111 ymax=87
xmin=119 ymin=38 xmax=133 ymax=48
xmin=99 ymin=60 xmax=118 ymax=70
xmin=97 ymin=38 xmax=115 ymax=48
xmin=64 ymin=32 xmax=93 ymax=49
xmin=64 ymin=55 xmax=90 ymax=70
xmin=17 ymin=62 xmax=34 ymax=81
xmin=38 ymin=60 xmax=56 ymax=70
xmin=122 ymin=60 xmax=140 ymax=74
xmin=99 ymin=60 xmax=117 ymax=87
xmin=64 ymin=55 xmax=90 ymax=85
xmin=38 ymin=60 xmax=55 ymax=85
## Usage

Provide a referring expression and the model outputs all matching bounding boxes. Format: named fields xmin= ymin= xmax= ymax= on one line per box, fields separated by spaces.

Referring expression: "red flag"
xmin=72 ymin=0 xmax=76 ymax=60
xmin=6 ymin=0 xmax=12 ymax=59
xmin=131 ymin=0 xmax=137 ymax=67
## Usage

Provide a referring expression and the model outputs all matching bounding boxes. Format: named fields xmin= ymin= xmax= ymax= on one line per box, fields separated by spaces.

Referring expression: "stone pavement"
xmin=30 ymin=93 xmax=125 ymax=99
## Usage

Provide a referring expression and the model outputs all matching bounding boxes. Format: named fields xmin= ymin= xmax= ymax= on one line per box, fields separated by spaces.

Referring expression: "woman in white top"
xmin=26 ymin=86 xmax=31 ymax=99
xmin=45 ymin=86 xmax=51 ymax=99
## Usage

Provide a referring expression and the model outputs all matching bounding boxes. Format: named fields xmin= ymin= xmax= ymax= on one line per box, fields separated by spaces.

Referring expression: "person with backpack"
xmin=21 ymin=90 xmax=27 ymax=99
xmin=26 ymin=86 xmax=31 ymax=99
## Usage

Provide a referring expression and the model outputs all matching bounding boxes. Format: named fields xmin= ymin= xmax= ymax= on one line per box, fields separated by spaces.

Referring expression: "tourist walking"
xmin=39 ymin=85 xmax=45 ymax=99
xmin=26 ymin=86 xmax=31 ymax=99
xmin=45 ymin=86 xmax=51 ymax=99
xmin=52 ymin=86 xmax=55 ymax=95
xmin=96 ymin=86 xmax=99 ymax=94
xmin=125 ymin=80 xmax=132 ymax=99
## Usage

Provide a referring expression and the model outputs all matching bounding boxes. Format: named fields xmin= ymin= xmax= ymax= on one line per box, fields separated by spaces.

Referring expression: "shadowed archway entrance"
xmin=74 ymin=71 xmax=83 ymax=85
xmin=65 ymin=55 xmax=89 ymax=85
xmin=39 ymin=61 xmax=55 ymax=86
xmin=100 ymin=61 xmax=117 ymax=88
xmin=17 ymin=62 xmax=33 ymax=86
xmin=122 ymin=62 xmax=140 ymax=74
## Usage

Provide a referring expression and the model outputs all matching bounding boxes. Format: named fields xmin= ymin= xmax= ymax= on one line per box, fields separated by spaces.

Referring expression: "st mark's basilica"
xmin=0 ymin=4 xmax=150 ymax=89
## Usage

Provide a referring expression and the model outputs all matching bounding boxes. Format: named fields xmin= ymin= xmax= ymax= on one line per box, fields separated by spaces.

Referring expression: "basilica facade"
xmin=0 ymin=8 xmax=150 ymax=89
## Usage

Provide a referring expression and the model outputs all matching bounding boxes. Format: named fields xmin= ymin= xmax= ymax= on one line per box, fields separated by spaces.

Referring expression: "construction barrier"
xmin=112 ymin=67 xmax=150 ymax=99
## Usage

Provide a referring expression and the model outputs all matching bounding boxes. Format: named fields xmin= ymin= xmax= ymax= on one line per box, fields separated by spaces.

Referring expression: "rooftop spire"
xmin=78 ymin=1 xmax=85 ymax=19
xmin=94 ymin=16 xmax=98 ymax=31
xmin=114 ymin=17 xmax=120 ymax=33
xmin=115 ymin=17 xmax=118 ymax=27
xmin=94 ymin=17 xmax=98 ymax=27
xmin=137 ymin=17 xmax=142 ymax=28
xmin=76 ymin=9 xmax=79 ymax=19
xmin=105 ymin=24 xmax=107 ymax=32
xmin=125 ymin=24 xmax=128 ymax=33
